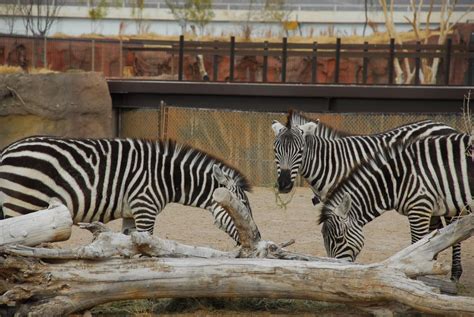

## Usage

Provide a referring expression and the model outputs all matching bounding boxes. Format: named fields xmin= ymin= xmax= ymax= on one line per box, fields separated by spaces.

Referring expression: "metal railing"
xmin=125 ymin=35 xmax=473 ymax=85
xmin=1 ymin=33 xmax=473 ymax=85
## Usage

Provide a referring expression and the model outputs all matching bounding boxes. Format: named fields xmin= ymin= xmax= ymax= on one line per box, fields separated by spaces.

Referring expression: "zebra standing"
xmin=318 ymin=133 xmax=473 ymax=280
xmin=272 ymin=111 xmax=457 ymax=202
xmin=0 ymin=136 xmax=258 ymax=243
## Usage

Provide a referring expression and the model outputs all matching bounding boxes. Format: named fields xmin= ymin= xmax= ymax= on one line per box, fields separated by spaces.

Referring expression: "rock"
xmin=0 ymin=72 xmax=113 ymax=149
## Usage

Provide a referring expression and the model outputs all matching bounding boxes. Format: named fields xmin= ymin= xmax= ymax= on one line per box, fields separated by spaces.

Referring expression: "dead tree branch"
xmin=1 ymin=189 xmax=473 ymax=316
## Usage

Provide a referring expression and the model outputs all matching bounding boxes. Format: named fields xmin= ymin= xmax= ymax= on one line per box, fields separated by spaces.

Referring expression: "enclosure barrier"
xmin=1 ymin=33 xmax=473 ymax=85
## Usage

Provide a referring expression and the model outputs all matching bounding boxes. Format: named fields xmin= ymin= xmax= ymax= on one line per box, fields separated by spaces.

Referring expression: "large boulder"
xmin=0 ymin=72 xmax=113 ymax=149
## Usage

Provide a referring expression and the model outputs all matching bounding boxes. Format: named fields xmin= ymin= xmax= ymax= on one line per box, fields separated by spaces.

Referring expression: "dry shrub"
xmin=29 ymin=67 xmax=58 ymax=74
xmin=0 ymin=65 xmax=23 ymax=74
xmin=51 ymin=28 xmax=441 ymax=44
xmin=0 ymin=65 xmax=57 ymax=74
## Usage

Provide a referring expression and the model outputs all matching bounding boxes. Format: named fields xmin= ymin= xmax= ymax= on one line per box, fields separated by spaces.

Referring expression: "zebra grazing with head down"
xmin=272 ymin=111 xmax=457 ymax=203
xmin=319 ymin=133 xmax=473 ymax=280
xmin=0 ymin=136 xmax=258 ymax=243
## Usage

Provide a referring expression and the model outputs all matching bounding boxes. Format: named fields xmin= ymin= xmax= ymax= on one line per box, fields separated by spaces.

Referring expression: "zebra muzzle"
xmin=277 ymin=169 xmax=293 ymax=193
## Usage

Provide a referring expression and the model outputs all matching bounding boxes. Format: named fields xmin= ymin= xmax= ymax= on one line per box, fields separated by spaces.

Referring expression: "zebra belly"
xmin=0 ymin=172 xmax=125 ymax=224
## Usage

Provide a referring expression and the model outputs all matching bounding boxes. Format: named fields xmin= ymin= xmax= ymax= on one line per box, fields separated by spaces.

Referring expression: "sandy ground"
xmin=60 ymin=186 xmax=474 ymax=295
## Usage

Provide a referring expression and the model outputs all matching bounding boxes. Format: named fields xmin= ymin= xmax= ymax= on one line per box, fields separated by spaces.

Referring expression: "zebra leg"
xmin=129 ymin=198 xmax=159 ymax=235
xmin=132 ymin=211 xmax=157 ymax=235
xmin=450 ymin=243 xmax=463 ymax=281
xmin=407 ymin=210 xmax=431 ymax=244
xmin=445 ymin=217 xmax=463 ymax=281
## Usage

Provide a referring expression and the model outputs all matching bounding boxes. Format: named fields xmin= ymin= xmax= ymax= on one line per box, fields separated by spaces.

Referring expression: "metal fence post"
xmin=362 ymin=41 xmax=368 ymax=84
xmin=213 ymin=40 xmax=218 ymax=81
xmin=32 ymin=38 xmax=36 ymax=69
xmin=282 ymin=37 xmax=287 ymax=83
xmin=91 ymin=39 xmax=95 ymax=71
xmin=468 ymin=32 xmax=474 ymax=85
xmin=444 ymin=38 xmax=452 ymax=85
xmin=229 ymin=36 xmax=235 ymax=82
xmin=388 ymin=38 xmax=395 ymax=84
xmin=119 ymin=39 xmax=123 ymax=77
xmin=263 ymin=41 xmax=268 ymax=83
xmin=43 ymin=36 xmax=47 ymax=68
xmin=335 ymin=38 xmax=341 ymax=83
xmin=178 ymin=35 xmax=184 ymax=81
xmin=415 ymin=41 xmax=421 ymax=85
xmin=311 ymin=41 xmax=317 ymax=84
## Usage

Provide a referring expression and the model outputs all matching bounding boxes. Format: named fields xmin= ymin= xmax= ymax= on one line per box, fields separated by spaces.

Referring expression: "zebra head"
xmin=212 ymin=165 xmax=251 ymax=210
xmin=211 ymin=165 xmax=254 ymax=243
xmin=272 ymin=119 xmax=318 ymax=193
xmin=319 ymin=193 xmax=364 ymax=261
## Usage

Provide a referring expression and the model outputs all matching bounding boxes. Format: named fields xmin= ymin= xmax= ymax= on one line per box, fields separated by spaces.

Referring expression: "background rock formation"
xmin=0 ymin=72 xmax=113 ymax=149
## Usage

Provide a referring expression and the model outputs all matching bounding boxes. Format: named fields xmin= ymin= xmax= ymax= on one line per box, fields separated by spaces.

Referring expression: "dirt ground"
xmin=61 ymin=186 xmax=474 ymax=296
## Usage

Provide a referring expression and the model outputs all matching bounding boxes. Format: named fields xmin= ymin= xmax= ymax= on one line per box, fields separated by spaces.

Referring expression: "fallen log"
xmin=0 ymin=201 xmax=72 ymax=247
xmin=1 ymin=189 xmax=473 ymax=316
xmin=2 ymin=222 xmax=236 ymax=260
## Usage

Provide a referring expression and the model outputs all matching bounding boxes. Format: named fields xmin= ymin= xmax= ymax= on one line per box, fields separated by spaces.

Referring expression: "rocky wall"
xmin=0 ymin=72 xmax=113 ymax=149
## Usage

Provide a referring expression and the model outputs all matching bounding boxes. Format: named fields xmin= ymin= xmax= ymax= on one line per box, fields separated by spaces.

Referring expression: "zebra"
xmin=318 ymin=133 xmax=473 ymax=280
xmin=0 ymin=136 xmax=258 ymax=244
xmin=272 ymin=110 xmax=457 ymax=203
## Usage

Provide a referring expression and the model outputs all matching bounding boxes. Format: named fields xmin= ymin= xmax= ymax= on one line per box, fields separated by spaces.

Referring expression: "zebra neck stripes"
xmin=301 ymin=136 xmax=385 ymax=200
xmin=319 ymin=133 xmax=472 ymax=280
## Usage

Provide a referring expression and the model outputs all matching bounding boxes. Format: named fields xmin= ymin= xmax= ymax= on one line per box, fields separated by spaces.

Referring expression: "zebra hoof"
xmin=450 ymin=269 xmax=463 ymax=282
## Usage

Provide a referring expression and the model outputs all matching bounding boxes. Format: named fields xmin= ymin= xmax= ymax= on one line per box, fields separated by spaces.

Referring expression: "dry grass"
xmin=0 ymin=65 xmax=23 ymax=74
xmin=0 ymin=65 xmax=57 ymax=75
xmin=29 ymin=67 xmax=58 ymax=74
xmin=91 ymin=298 xmax=370 ymax=316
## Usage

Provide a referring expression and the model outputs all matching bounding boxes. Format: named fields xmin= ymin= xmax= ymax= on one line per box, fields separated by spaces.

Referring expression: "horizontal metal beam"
xmin=108 ymin=80 xmax=470 ymax=113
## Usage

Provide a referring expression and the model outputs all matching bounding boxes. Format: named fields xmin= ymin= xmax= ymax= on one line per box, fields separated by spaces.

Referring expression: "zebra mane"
xmin=286 ymin=109 xmax=312 ymax=128
xmin=286 ymin=109 xmax=350 ymax=138
xmin=163 ymin=139 xmax=252 ymax=192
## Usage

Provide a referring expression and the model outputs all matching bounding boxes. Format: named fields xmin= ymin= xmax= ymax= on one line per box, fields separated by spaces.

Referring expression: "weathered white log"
xmin=213 ymin=187 xmax=332 ymax=261
xmin=1 ymin=190 xmax=474 ymax=316
xmin=383 ymin=212 xmax=474 ymax=277
xmin=1 ymin=254 xmax=474 ymax=316
xmin=0 ymin=202 xmax=72 ymax=246
xmin=213 ymin=187 xmax=261 ymax=249
xmin=196 ymin=54 xmax=209 ymax=80
xmin=2 ymin=222 xmax=236 ymax=260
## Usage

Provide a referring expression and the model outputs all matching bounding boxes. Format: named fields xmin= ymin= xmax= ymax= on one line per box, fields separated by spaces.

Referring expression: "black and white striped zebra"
xmin=318 ymin=133 xmax=473 ymax=280
xmin=272 ymin=111 xmax=457 ymax=203
xmin=0 ymin=136 xmax=258 ymax=243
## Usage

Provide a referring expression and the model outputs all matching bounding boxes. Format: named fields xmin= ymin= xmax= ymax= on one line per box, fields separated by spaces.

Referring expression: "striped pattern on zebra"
xmin=272 ymin=111 xmax=457 ymax=202
xmin=0 ymin=136 xmax=258 ymax=243
xmin=318 ymin=133 xmax=473 ymax=280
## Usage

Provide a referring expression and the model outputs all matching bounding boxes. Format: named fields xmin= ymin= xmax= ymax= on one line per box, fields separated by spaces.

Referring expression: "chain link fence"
xmin=118 ymin=106 xmax=467 ymax=187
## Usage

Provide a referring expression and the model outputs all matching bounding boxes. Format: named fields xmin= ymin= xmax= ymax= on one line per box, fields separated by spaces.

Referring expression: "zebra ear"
xmin=213 ymin=165 xmax=229 ymax=186
xmin=272 ymin=120 xmax=286 ymax=136
xmin=298 ymin=121 xmax=318 ymax=137
xmin=334 ymin=193 xmax=351 ymax=219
